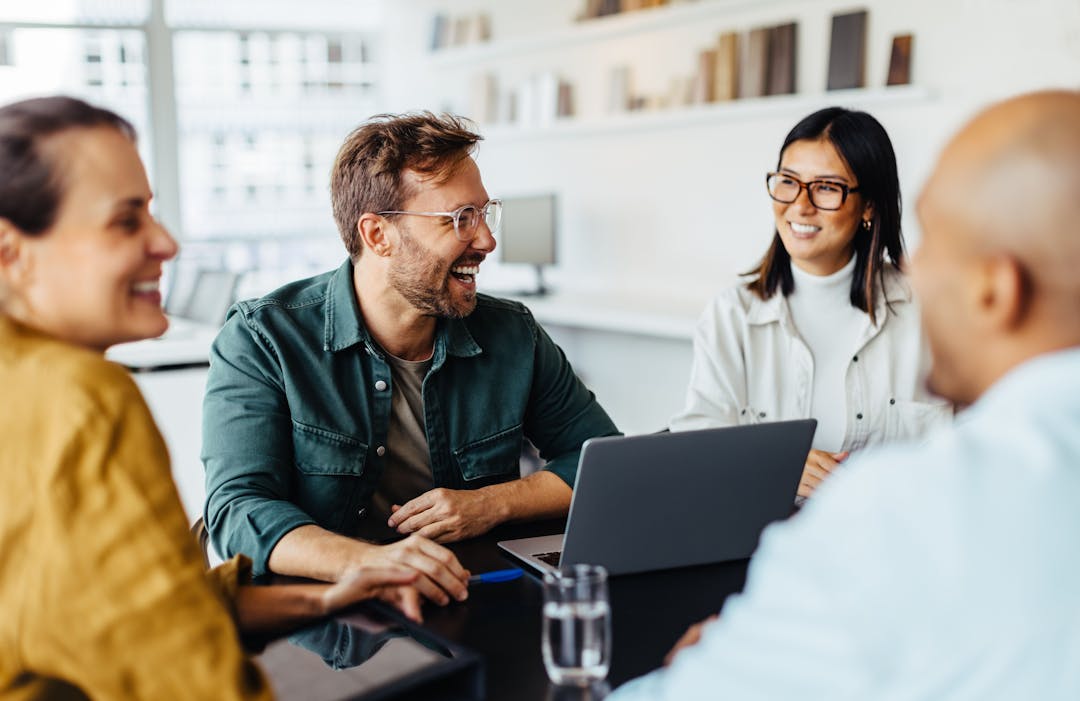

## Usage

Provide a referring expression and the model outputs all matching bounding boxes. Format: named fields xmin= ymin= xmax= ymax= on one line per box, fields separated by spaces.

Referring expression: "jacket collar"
xmin=323 ymin=259 xmax=482 ymax=360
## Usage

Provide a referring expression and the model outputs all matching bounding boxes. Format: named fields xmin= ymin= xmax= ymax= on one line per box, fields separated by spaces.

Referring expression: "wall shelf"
xmin=476 ymin=85 xmax=932 ymax=142
xmin=429 ymin=0 xmax=807 ymax=67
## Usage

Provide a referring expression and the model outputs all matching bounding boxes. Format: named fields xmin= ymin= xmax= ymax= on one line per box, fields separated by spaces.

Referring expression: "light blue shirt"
xmin=612 ymin=348 xmax=1080 ymax=700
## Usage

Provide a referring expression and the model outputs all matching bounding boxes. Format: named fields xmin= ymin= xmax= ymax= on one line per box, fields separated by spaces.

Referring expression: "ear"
xmin=977 ymin=254 xmax=1030 ymax=332
xmin=357 ymin=213 xmax=393 ymax=258
xmin=0 ymin=219 xmax=24 ymax=270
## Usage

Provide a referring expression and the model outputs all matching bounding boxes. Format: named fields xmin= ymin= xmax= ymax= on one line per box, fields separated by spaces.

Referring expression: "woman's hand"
xmin=321 ymin=567 xmax=422 ymax=622
xmin=798 ymin=450 xmax=849 ymax=498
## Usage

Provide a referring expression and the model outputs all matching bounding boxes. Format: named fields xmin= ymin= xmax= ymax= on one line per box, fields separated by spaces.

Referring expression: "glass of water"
xmin=542 ymin=564 xmax=612 ymax=686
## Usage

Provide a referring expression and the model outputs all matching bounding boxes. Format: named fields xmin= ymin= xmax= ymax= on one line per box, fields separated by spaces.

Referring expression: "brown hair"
xmin=330 ymin=112 xmax=481 ymax=259
xmin=0 ymin=96 xmax=135 ymax=236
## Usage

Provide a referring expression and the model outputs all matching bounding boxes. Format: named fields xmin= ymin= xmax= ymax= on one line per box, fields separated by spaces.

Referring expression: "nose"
xmin=792 ymin=184 xmax=817 ymax=213
xmin=149 ymin=217 xmax=179 ymax=261
xmin=470 ymin=219 xmax=497 ymax=254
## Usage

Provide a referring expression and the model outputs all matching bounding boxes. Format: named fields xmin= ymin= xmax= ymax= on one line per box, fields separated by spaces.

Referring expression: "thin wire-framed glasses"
xmin=765 ymin=173 xmax=860 ymax=211
xmin=377 ymin=199 xmax=503 ymax=242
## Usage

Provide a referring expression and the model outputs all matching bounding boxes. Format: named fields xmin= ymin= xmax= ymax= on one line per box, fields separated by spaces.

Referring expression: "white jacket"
xmin=671 ymin=267 xmax=951 ymax=452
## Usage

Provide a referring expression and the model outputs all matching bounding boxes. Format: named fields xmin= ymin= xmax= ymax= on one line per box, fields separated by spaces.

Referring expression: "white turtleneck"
xmin=786 ymin=255 xmax=867 ymax=453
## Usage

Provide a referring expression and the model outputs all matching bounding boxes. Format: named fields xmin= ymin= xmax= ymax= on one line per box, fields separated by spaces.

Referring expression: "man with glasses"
xmin=202 ymin=113 xmax=618 ymax=606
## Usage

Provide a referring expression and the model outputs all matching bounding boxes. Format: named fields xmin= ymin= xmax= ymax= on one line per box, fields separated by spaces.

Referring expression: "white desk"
xmin=107 ymin=318 xmax=220 ymax=523
xmin=106 ymin=317 xmax=218 ymax=371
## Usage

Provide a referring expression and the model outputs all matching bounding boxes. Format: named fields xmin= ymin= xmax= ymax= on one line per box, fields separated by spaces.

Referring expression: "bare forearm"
xmin=267 ymin=524 xmax=376 ymax=582
xmin=233 ymin=583 xmax=330 ymax=634
xmin=478 ymin=470 xmax=573 ymax=525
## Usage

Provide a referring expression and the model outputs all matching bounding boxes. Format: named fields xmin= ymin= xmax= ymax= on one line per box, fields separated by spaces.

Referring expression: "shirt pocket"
xmin=292 ymin=422 xmax=368 ymax=529
xmin=453 ymin=423 xmax=523 ymax=484
xmin=887 ymin=399 xmax=953 ymax=443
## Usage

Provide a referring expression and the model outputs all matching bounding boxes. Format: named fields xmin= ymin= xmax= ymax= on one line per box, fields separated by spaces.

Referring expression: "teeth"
xmin=790 ymin=222 xmax=820 ymax=234
xmin=451 ymin=265 xmax=479 ymax=276
xmin=132 ymin=280 xmax=159 ymax=293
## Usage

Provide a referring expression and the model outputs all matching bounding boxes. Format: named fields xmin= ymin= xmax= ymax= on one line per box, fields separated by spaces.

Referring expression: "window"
xmin=0 ymin=0 xmax=383 ymax=299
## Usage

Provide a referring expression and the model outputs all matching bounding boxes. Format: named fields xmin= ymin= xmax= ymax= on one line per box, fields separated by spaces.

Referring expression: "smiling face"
xmin=773 ymin=138 xmax=872 ymax=276
xmin=386 ymin=158 xmax=496 ymax=318
xmin=7 ymin=126 xmax=177 ymax=351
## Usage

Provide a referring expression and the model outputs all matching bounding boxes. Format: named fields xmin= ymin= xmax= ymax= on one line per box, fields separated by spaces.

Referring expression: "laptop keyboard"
xmin=536 ymin=551 xmax=562 ymax=567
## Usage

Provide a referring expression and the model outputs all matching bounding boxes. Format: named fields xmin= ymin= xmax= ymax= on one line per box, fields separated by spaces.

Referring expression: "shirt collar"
xmin=323 ymin=258 xmax=482 ymax=359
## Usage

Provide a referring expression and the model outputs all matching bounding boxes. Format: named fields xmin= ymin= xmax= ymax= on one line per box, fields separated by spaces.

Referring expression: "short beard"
xmin=388 ymin=225 xmax=477 ymax=319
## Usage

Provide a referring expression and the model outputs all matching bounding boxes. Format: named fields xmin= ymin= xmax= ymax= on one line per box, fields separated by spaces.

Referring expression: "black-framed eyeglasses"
xmin=377 ymin=199 xmax=503 ymax=242
xmin=766 ymin=173 xmax=860 ymax=211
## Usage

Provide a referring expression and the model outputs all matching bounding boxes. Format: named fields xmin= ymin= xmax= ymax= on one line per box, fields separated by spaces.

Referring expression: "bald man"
xmin=609 ymin=90 xmax=1080 ymax=700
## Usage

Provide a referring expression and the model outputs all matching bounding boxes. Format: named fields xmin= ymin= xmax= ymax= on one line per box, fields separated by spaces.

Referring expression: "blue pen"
xmin=468 ymin=568 xmax=524 ymax=584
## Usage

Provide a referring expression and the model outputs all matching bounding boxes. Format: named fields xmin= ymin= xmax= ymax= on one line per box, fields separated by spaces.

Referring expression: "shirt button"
xmin=852 ymin=355 xmax=859 ymax=362
xmin=758 ymin=411 xmax=766 ymax=418
xmin=375 ymin=380 xmax=388 ymax=391
xmin=357 ymin=507 xmax=366 ymax=518
xmin=889 ymin=398 xmax=896 ymax=405
xmin=856 ymin=413 xmax=864 ymax=420
xmin=376 ymin=445 xmax=386 ymax=457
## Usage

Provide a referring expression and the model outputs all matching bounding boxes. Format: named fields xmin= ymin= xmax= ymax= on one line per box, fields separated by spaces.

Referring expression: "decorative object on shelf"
xmin=469 ymin=72 xmax=499 ymax=124
xmin=765 ymin=22 xmax=797 ymax=96
xmin=430 ymin=12 xmax=492 ymax=52
xmin=886 ymin=33 xmax=913 ymax=86
xmin=827 ymin=9 xmax=868 ymax=90
xmin=607 ymin=65 xmax=632 ymax=113
xmin=740 ymin=26 xmax=771 ymax=99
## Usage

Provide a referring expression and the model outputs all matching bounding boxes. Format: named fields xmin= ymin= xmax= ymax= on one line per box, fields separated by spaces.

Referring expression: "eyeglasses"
xmin=377 ymin=199 xmax=503 ymax=242
xmin=766 ymin=173 xmax=860 ymax=211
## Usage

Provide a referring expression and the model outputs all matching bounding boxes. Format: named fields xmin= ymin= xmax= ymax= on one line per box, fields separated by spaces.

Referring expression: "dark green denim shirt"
xmin=202 ymin=260 xmax=619 ymax=575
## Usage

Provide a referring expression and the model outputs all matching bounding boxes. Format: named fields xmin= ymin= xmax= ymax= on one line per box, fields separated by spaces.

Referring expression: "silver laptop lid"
xmin=558 ymin=420 xmax=815 ymax=575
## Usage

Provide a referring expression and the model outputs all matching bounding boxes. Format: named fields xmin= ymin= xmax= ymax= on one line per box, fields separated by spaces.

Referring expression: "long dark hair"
xmin=746 ymin=107 xmax=904 ymax=323
xmin=0 ymin=96 xmax=135 ymax=236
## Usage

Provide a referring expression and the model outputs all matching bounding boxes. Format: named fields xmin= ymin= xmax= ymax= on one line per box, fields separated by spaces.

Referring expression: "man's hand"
xmin=798 ymin=449 xmax=849 ymax=498
xmin=321 ymin=567 xmax=423 ymax=622
xmin=388 ymin=487 xmax=507 ymax=543
xmin=355 ymin=534 xmax=471 ymax=607
xmin=664 ymin=615 xmax=718 ymax=666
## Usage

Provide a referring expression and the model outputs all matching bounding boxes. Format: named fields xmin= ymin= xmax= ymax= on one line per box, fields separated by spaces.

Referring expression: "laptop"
xmin=498 ymin=420 xmax=816 ymax=576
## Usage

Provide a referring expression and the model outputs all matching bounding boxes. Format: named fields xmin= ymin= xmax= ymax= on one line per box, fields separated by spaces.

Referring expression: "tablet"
xmin=256 ymin=603 xmax=483 ymax=701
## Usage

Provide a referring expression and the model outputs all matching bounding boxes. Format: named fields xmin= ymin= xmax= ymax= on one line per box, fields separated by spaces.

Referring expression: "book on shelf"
xmin=827 ymin=9 xmax=868 ymax=90
xmin=713 ymin=31 xmax=740 ymax=102
xmin=887 ymin=33 xmax=913 ymax=86
xmin=765 ymin=22 xmax=797 ymax=96
xmin=740 ymin=26 xmax=771 ymax=99
xmin=430 ymin=13 xmax=448 ymax=51
xmin=693 ymin=48 xmax=718 ymax=103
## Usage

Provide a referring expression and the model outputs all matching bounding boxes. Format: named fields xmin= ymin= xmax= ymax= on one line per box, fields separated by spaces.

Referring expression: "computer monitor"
xmin=499 ymin=193 xmax=556 ymax=296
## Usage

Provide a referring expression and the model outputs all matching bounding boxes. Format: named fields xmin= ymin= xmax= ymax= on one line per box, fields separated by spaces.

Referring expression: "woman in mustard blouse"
xmin=0 ymin=96 xmax=422 ymax=700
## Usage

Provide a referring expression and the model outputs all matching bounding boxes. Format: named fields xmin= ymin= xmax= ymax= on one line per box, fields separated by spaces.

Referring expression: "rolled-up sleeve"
xmin=522 ymin=312 xmax=620 ymax=487
xmin=202 ymin=306 xmax=317 ymax=576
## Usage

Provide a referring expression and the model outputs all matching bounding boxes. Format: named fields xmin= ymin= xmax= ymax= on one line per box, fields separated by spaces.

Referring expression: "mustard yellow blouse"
xmin=0 ymin=317 xmax=271 ymax=700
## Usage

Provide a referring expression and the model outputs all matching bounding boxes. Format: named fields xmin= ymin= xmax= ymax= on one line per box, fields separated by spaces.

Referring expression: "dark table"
xmin=422 ymin=518 xmax=750 ymax=701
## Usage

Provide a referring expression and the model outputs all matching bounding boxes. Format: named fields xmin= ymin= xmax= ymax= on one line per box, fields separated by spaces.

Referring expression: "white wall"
xmin=381 ymin=0 xmax=1080 ymax=295
xmin=372 ymin=0 xmax=1080 ymax=433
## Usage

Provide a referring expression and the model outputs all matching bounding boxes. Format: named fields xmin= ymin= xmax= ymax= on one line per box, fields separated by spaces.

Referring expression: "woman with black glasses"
xmin=671 ymin=107 xmax=950 ymax=499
